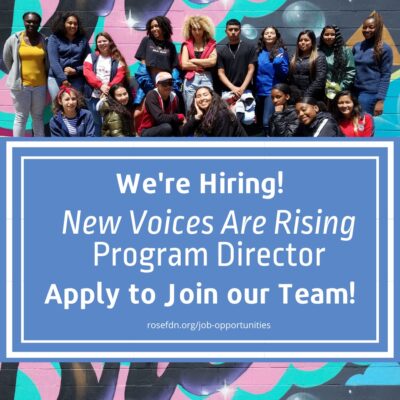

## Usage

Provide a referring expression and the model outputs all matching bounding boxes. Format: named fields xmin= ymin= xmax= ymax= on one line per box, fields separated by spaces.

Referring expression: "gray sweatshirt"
xmin=3 ymin=31 xmax=48 ymax=90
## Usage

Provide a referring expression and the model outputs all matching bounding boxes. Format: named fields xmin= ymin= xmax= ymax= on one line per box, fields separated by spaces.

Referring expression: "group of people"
xmin=3 ymin=10 xmax=393 ymax=138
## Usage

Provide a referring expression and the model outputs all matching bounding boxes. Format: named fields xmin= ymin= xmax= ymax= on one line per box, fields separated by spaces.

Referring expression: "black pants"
xmin=141 ymin=123 xmax=175 ymax=137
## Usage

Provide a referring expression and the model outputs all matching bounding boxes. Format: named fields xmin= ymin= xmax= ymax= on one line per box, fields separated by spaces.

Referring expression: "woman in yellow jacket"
xmin=3 ymin=11 xmax=49 ymax=136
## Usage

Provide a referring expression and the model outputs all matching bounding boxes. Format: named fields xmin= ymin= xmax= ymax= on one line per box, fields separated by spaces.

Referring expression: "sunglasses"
xmin=159 ymin=80 xmax=173 ymax=87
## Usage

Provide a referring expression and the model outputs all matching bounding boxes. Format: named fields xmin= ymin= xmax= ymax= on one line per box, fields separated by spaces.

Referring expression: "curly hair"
xmin=188 ymin=87 xmax=235 ymax=135
xmin=51 ymin=12 xmax=86 ymax=38
xmin=318 ymin=25 xmax=346 ymax=83
xmin=290 ymin=30 xmax=319 ymax=77
xmin=363 ymin=11 xmax=384 ymax=63
xmin=256 ymin=26 xmax=287 ymax=61
xmin=182 ymin=15 xmax=215 ymax=42
xmin=108 ymin=84 xmax=134 ymax=116
xmin=52 ymin=86 xmax=85 ymax=114
xmin=146 ymin=16 xmax=173 ymax=41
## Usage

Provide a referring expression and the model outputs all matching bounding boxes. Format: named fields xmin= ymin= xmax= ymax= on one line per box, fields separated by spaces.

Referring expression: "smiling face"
xmin=23 ymin=13 xmax=41 ymax=34
xmin=96 ymin=35 xmax=110 ymax=56
xmin=195 ymin=87 xmax=213 ymax=111
xmin=59 ymin=92 xmax=77 ymax=115
xmin=271 ymin=88 xmax=289 ymax=107
xmin=336 ymin=95 xmax=354 ymax=119
xmin=263 ymin=27 xmax=277 ymax=48
xmin=65 ymin=16 xmax=78 ymax=38
xmin=113 ymin=87 xmax=129 ymax=106
xmin=150 ymin=19 xmax=163 ymax=40
xmin=322 ymin=28 xmax=336 ymax=47
xmin=362 ymin=18 xmax=376 ymax=40
xmin=298 ymin=34 xmax=313 ymax=55
xmin=295 ymin=102 xmax=319 ymax=125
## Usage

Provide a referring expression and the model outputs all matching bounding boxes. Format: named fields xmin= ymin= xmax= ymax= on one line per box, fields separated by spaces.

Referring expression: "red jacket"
xmin=137 ymin=89 xmax=184 ymax=135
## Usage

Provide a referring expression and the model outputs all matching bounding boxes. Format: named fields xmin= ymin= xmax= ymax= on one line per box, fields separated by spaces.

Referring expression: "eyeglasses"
xmin=159 ymin=80 xmax=173 ymax=87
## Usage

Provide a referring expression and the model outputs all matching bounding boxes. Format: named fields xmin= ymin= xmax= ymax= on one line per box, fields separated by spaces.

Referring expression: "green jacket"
xmin=100 ymin=101 xmax=132 ymax=137
xmin=323 ymin=46 xmax=355 ymax=90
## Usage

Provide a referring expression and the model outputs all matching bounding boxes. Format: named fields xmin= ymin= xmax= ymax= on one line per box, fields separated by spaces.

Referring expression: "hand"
xmin=100 ymin=84 xmax=109 ymax=95
xmin=194 ymin=100 xmax=203 ymax=120
xmin=100 ymin=93 xmax=108 ymax=100
xmin=374 ymin=100 xmax=384 ymax=116
xmin=232 ymin=86 xmax=243 ymax=98
xmin=64 ymin=67 xmax=76 ymax=76
xmin=275 ymin=105 xmax=284 ymax=112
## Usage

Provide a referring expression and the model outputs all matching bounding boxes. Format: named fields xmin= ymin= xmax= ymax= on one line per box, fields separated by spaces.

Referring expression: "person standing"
xmin=134 ymin=16 xmax=180 ymax=105
xmin=47 ymin=12 xmax=91 ymax=99
xmin=318 ymin=25 xmax=355 ymax=100
xmin=352 ymin=11 xmax=393 ymax=116
xmin=288 ymin=30 xmax=327 ymax=101
xmin=217 ymin=19 xmax=257 ymax=133
xmin=180 ymin=15 xmax=217 ymax=113
xmin=3 ymin=11 xmax=48 ymax=136
xmin=83 ymin=32 xmax=128 ymax=135
xmin=255 ymin=26 xmax=289 ymax=134
xmin=217 ymin=19 xmax=257 ymax=100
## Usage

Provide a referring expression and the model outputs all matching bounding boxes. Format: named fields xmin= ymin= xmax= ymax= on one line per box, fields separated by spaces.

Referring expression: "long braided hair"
xmin=319 ymin=25 xmax=346 ymax=82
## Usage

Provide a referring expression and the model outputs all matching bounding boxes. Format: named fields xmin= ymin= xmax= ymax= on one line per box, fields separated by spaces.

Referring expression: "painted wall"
xmin=1 ymin=362 xmax=400 ymax=399
xmin=1 ymin=1 xmax=399 ymax=399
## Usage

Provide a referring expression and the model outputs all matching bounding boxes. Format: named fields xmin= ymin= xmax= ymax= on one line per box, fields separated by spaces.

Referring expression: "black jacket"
xmin=182 ymin=110 xmax=247 ymax=137
xmin=295 ymin=112 xmax=342 ymax=137
xmin=269 ymin=105 xmax=299 ymax=137
xmin=288 ymin=52 xmax=327 ymax=100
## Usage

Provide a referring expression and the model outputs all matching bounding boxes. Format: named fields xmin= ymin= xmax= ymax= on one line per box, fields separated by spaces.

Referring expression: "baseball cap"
xmin=155 ymin=72 xmax=173 ymax=84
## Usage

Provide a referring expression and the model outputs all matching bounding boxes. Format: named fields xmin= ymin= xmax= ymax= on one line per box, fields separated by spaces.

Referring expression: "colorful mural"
xmin=1 ymin=0 xmax=399 ymax=398
xmin=1 ymin=362 xmax=400 ymax=399
xmin=0 ymin=0 xmax=399 ymax=136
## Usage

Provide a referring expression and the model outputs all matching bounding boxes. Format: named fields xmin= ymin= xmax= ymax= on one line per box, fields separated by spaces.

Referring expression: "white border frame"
xmin=5 ymin=141 xmax=394 ymax=359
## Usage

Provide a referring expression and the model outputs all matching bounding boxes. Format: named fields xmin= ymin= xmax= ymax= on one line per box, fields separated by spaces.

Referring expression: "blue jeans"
xmin=357 ymin=92 xmax=377 ymax=115
xmin=183 ymin=71 xmax=213 ymax=114
xmin=87 ymin=97 xmax=102 ymax=136
xmin=257 ymin=95 xmax=275 ymax=134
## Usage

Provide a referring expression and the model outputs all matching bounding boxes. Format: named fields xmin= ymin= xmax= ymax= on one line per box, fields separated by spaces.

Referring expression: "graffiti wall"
xmin=1 ymin=0 xmax=399 ymax=399
xmin=1 ymin=362 xmax=400 ymax=399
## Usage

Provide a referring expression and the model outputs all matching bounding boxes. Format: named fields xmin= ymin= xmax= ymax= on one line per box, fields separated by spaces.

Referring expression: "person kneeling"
xmin=295 ymin=97 xmax=342 ymax=137
xmin=137 ymin=72 xmax=185 ymax=137
xmin=50 ymin=86 xmax=95 ymax=137
xmin=182 ymin=86 xmax=246 ymax=137
xmin=99 ymin=84 xmax=134 ymax=136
